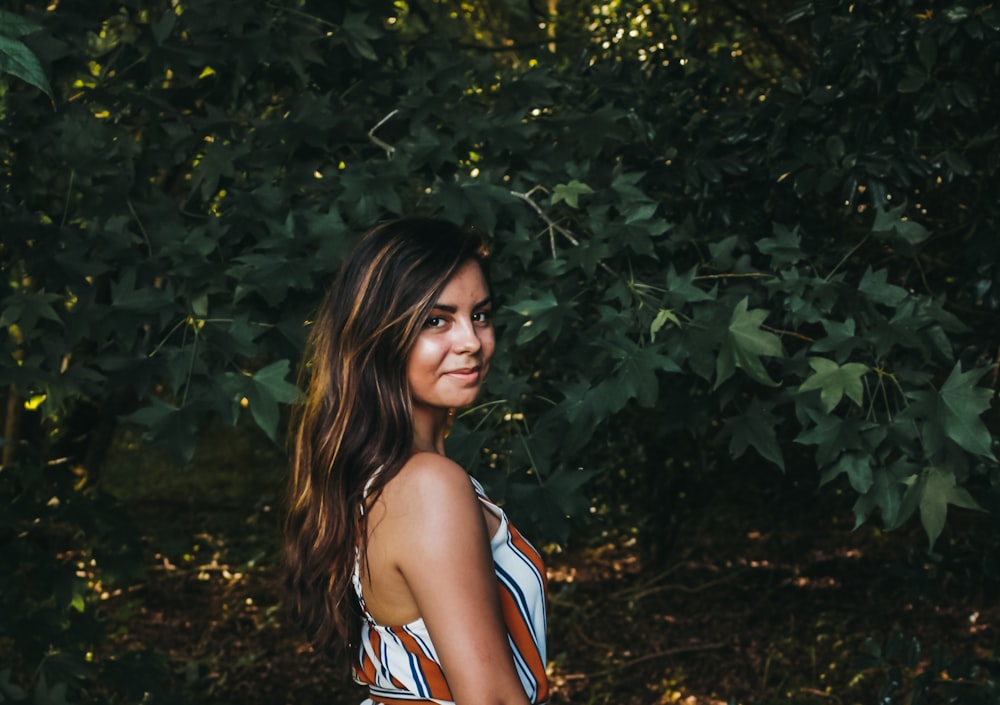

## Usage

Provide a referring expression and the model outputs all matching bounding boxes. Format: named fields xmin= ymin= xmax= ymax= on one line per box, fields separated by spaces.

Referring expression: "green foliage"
xmin=0 ymin=10 xmax=53 ymax=98
xmin=854 ymin=631 xmax=1000 ymax=704
xmin=0 ymin=0 xmax=1000 ymax=692
xmin=2 ymin=0 xmax=999 ymax=697
xmin=0 ymin=456 xmax=173 ymax=704
xmin=0 ymin=0 xmax=995 ymax=544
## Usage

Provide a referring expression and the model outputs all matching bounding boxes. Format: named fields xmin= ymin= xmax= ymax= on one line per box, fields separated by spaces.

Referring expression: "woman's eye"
xmin=473 ymin=310 xmax=493 ymax=324
xmin=424 ymin=316 xmax=446 ymax=328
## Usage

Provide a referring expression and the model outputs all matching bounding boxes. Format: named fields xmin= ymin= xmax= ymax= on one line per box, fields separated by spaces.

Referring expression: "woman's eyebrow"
xmin=431 ymin=296 xmax=492 ymax=313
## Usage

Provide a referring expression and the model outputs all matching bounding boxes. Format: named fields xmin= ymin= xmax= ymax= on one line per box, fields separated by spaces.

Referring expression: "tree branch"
xmin=511 ymin=187 xmax=618 ymax=278
xmin=368 ymin=109 xmax=399 ymax=159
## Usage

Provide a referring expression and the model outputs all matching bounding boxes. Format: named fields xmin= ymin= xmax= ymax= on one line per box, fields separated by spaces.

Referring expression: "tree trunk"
xmin=2 ymin=385 xmax=22 ymax=467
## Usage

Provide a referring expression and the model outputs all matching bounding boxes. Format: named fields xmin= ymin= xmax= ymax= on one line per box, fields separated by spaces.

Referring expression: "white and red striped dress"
xmin=351 ymin=476 xmax=549 ymax=705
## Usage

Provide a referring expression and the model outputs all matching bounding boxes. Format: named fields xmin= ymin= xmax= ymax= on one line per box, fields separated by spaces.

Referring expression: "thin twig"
xmin=61 ymin=170 xmax=75 ymax=226
xmin=368 ymin=109 xmax=399 ymax=159
xmin=796 ymin=688 xmax=842 ymax=704
xmin=762 ymin=325 xmax=815 ymax=343
xmin=825 ymin=233 xmax=870 ymax=281
xmin=912 ymin=254 xmax=933 ymax=296
xmin=604 ymin=564 xmax=684 ymax=601
xmin=863 ymin=374 xmax=876 ymax=422
xmin=515 ymin=427 xmax=545 ymax=486
xmin=265 ymin=2 xmax=341 ymax=30
xmin=694 ymin=272 xmax=773 ymax=280
xmin=585 ymin=642 xmax=728 ymax=678
xmin=510 ymin=188 xmax=618 ymax=277
xmin=180 ymin=330 xmax=199 ymax=408
xmin=127 ymin=199 xmax=153 ymax=257
xmin=623 ymin=572 xmax=742 ymax=603
xmin=148 ymin=318 xmax=188 ymax=358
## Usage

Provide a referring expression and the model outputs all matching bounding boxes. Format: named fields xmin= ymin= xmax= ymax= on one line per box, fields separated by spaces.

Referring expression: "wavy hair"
xmin=284 ymin=217 xmax=489 ymax=659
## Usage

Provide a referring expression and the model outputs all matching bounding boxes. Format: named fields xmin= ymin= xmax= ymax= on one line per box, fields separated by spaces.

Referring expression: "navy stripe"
xmin=496 ymin=563 xmax=539 ymax=644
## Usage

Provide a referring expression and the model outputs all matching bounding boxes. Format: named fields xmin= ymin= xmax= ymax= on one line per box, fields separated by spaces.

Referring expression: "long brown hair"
xmin=284 ymin=217 xmax=489 ymax=658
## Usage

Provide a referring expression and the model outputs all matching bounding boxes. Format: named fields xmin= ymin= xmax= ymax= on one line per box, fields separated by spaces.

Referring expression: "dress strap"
xmin=353 ymin=464 xmax=385 ymax=622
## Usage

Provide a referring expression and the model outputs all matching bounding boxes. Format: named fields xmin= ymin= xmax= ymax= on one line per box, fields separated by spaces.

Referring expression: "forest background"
xmin=2 ymin=0 xmax=1000 ymax=703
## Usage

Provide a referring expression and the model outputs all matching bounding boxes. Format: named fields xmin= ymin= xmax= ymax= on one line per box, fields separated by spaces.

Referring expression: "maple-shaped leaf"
xmin=550 ymin=179 xmax=594 ymax=208
xmin=189 ymin=140 xmax=247 ymax=202
xmin=505 ymin=291 xmax=568 ymax=344
xmin=756 ymin=222 xmax=804 ymax=267
xmin=858 ymin=266 xmax=908 ymax=307
xmin=245 ymin=360 xmax=302 ymax=442
xmin=937 ymin=363 xmax=995 ymax=459
xmin=872 ymin=203 xmax=930 ymax=246
xmin=122 ymin=397 xmax=198 ymax=462
xmin=665 ymin=264 xmax=716 ymax=305
xmin=896 ymin=467 xmax=983 ymax=550
xmin=722 ymin=397 xmax=784 ymax=470
xmin=715 ymin=296 xmax=783 ymax=388
xmin=820 ymin=451 xmax=873 ymax=493
xmin=649 ymin=308 xmax=680 ymax=341
xmin=852 ymin=465 xmax=907 ymax=529
xmin=0 ymin=289 xmax=63 ymax=330
xmin=794 ymin=408 xmax=874 ymax=466
xmin=798 ymin=357 xmax=869 ymax=412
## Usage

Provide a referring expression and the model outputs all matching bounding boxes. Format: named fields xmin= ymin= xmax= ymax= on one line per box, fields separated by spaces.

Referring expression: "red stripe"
xmin=390 ymin=627 xmax=453 ymax=699
xmin=355 ymin=630 xmax=378 ymax=684
xmin=507 ymin=525 xmax=547 ymax=593
xmin=498 ymin=582 xmax=549 ymax=701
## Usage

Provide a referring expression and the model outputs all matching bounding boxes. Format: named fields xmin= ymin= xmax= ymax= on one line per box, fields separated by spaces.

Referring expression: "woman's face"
xmin=407 ymin=259 xmax=495 ymax=415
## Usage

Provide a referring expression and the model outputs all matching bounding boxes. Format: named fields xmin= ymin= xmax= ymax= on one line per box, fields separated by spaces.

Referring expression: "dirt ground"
xmin=109 ymin=483 xmax=999 ymax=705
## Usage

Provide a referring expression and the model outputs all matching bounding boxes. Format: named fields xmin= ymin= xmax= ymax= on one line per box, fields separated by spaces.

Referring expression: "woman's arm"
xmin=384 ymin=452 xmax=532 ymax=705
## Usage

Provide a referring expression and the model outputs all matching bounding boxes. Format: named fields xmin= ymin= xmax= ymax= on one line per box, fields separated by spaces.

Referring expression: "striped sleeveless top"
xmin=352 ymin=476 xmax=549 ymax=705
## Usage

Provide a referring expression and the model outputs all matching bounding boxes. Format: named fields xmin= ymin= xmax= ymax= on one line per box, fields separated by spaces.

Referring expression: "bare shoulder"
xmin=376 ymin=452 xmax=487 ymax=555
xmin=383 ymin=451 xmax=477 ymax=505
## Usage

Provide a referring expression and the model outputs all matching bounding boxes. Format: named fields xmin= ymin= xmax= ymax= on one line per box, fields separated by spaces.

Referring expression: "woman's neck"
xmin=411 ymin=404 xmax=450 ymax=454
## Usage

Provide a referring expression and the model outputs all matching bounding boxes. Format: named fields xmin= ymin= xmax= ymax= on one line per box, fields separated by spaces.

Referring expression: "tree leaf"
xmin=0 ymin=10 xmax=44 ymax=38
xmin=715 ymin=297 xmax=783 ymax=388
xmin=897 ymin=74 xmax=926 ymax=93
xmin=900 ymin=467 xmax=985 ymax=549
xmin=649 ymin=308 xmax=680 ymax=341
xmin=937 ymin=363 xmax=995 ymax=459
xmin=858 ymin=267 xmax=909 ymax=307
xmin=543 ymin=466 xmax=598 ymax=516
xmin=821 ymin=452 xmax=874 ymax=493
xmin=798 ymin=357 xmax=869 ymax=412
xmin=722 ymin=397 xmax=785 ymax=470
xmin=122 ymin=398 xmax=198 ymax=462
xmin=550 ymin=179 xmax=594 ymax=209
xmin=0 ymin=290 xmax=63 ymax=330
xmin=871 ymin=205 xmax=930 ymax=246
xmin=756 ymin=222 xmax=804 ymax=267
xmin=245 ymin=360 xmax=301 ymax=441
xmin=505 ymin=291 xmax=567 ymax=344
xmin=189 ymin=140 xmax=243 ymax=202
xmin=665 ymin=264 xmax=715 ymax=305
xmin=341 ymin=12 xmax=380 ymax=61
xmin=252 ymin=359 xmax=301 ymax=404
xmin=0 ymin=34 xmax=53 ymax=98
xmin=852 ymin=466 xmax=904 ymax=529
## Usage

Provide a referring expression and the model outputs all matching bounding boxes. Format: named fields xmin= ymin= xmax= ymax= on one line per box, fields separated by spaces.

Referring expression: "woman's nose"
xmin=453 ymin=318 xmax=482 ymax=354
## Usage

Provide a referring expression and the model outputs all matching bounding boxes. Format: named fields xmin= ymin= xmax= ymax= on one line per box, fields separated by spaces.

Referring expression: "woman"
xmin=284 ymin=217 xmax=549 ymax=705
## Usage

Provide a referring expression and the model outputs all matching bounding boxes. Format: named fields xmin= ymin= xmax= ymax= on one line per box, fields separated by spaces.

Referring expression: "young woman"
xmin=284 ymin=218 xmax=549 ymax=705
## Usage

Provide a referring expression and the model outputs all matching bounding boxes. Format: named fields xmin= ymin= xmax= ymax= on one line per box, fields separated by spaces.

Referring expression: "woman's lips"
xmin=445 ymin=367 xmax=482 ymax=384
